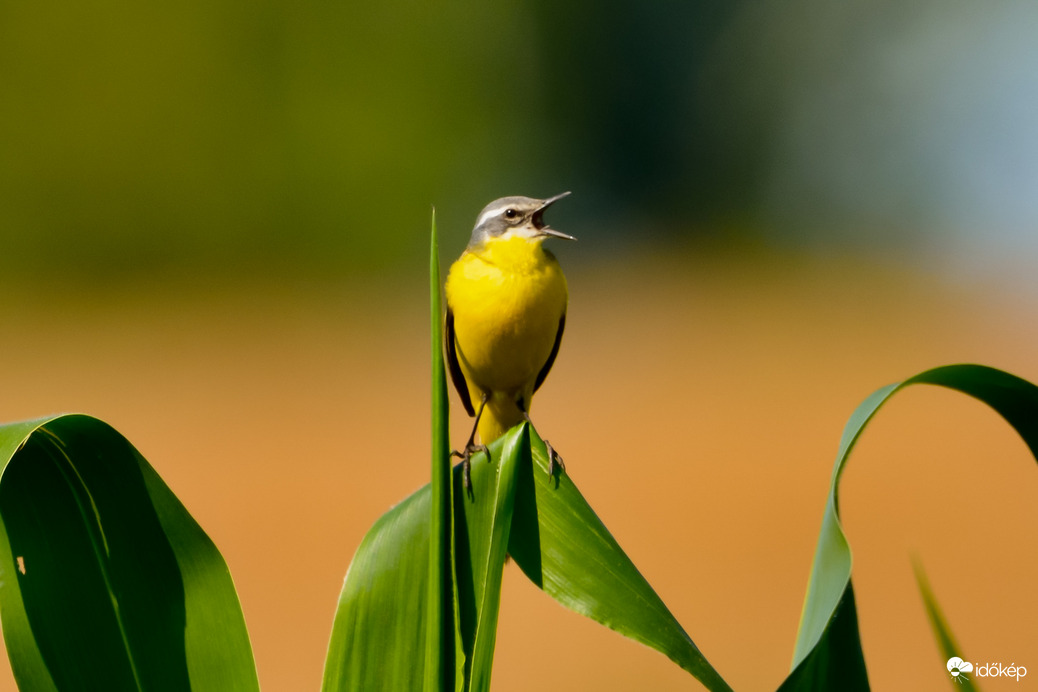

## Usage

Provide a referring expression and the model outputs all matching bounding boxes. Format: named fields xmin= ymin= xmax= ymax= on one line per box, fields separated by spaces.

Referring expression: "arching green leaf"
xmin=781 ymin=364 xmax=1038 ymax=690
xmin=0 ymin=414 xmax=258 ymax=692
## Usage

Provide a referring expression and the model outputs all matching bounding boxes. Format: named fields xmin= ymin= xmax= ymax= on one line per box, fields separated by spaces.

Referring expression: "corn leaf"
xmin=320 ymin=429 xmax=524 ymax=692
xmin=781 ymin=364 xmax=1038 ymax=691
xmin=454 ymin=428 xmax=525 ymax=692
xmin=322 ymin=422 xmax=731 ymax=692
xmin=913 ymin=561 xmax=980 ymax=692
xmin=0 ymin=414 xmax=258 ymax=692
xmin=425 ymin=208 xmax=461 ymax=692
xmin=322 ymin=483 xmax=434 ymax=691
xmin=321 ymin=428 xmax=522 ymax=692
xmin=508 ymin=429 xmax=733 ymax=692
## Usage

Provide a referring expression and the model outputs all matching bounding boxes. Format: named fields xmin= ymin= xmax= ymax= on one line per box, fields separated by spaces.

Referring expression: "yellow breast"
xmin=445 ymin=235 xmax=568 ymax=395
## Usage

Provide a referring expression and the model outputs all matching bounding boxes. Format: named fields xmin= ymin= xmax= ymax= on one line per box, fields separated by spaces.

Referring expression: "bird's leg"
xmin=451 ymin=393 xmax=489 ymax=491
xmin=522 ymin=412 xmax=565 ymax=478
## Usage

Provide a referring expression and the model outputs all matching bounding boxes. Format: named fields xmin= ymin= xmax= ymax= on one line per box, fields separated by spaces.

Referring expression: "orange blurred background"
xmin=0 ymin=248 xmax=1035 ymax=691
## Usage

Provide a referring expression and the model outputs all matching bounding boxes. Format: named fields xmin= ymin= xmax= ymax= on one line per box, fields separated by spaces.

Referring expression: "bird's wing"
xmin=445 ymin=307 xmax=476 ymax=417
xmin=534 ymin=313 xmax=565 ymax=393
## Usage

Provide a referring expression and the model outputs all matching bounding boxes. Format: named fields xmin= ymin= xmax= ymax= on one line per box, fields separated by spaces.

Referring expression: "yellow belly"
xmin=445 ymin=236 xmax=568 ymax=404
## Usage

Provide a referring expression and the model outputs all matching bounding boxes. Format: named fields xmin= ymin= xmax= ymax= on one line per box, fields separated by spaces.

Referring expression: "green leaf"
xmin=425 ymin=207 xmax=461 ymax=692
xmin=321 ymin=428 xmax=523 ymax=692
xmin=323 ymin=422 xmax=731 ymax=692
xmin=454 ymin=427 xmax=526 ymax=692
xmin=322 ymin=485 xmax=434 ymax=691
xmin=776 ymin=587 xmax=868 ymax=692
xmin=0 ymin=414 xmax=258 ymax=692
xmin=507 ymin=429 xmax=733 ymax=692
xmin=913 ymin=560 xmax=979 ymax=692
xmin=782 ymin=364 xmax=1038 ymax=690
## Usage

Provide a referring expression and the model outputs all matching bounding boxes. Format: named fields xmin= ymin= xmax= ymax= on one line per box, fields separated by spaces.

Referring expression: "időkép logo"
xmin=947 ymin=656 xmax=1027 ymax=683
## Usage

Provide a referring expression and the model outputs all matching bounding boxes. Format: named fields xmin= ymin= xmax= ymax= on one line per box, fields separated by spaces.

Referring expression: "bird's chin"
xmin=501 ymin=226 xmax=545 ymax=242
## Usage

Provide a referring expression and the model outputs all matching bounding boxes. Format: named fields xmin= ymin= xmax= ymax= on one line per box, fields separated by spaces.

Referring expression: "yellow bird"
xmin=445 ymin=192 xmax=574 ymax=487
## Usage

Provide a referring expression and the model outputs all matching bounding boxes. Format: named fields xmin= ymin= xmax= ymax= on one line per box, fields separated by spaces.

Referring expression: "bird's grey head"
xmin=468 ymin=192 xmax=576 ymax=247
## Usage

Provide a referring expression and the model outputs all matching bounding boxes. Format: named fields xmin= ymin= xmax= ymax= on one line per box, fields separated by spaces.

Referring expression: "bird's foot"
xmin=544 ymin=439 xmax=565 ymax=477
xmin=451 ymin=443 xmax=488 ymax=492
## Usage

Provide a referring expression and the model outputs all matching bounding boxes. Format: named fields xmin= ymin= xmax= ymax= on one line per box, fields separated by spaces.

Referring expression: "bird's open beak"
xmin=540 ymin=191 xmax=572 ymax=208
xmin=533 ymin=191 xmax=576 ymax=240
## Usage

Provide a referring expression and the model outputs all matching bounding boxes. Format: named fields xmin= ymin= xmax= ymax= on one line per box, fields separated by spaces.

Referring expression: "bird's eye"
xmin=504 ymin=208 xmax=518 ymax=219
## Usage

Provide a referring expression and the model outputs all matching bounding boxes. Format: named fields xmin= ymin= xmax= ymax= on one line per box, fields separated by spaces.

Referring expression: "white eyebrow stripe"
xmin=476 ymin=204 xmax=510 ymax=228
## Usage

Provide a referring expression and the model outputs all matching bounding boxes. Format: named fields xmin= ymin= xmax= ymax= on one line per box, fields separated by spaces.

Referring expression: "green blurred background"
xmin=5 ymin=0 xmax=1038 ymax=287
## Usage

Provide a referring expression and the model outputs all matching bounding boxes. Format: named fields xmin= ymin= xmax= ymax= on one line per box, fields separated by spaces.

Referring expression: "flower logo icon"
xmin=947 ymin=657 xmax=974 ymax=683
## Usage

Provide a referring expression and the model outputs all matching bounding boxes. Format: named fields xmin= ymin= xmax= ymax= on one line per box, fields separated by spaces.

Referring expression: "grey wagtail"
xmin=445 ymin=192 xmax=574 ymax=488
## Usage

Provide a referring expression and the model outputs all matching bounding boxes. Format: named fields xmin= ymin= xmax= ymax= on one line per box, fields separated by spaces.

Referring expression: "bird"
xmin=444 ymin=192 xmax=574 ymax=489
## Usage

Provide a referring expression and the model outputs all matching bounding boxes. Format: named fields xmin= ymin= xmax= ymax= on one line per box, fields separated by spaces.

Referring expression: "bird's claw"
xmin=545 ymin=439 xmax=565 ymax=477
xmin=451 ymin=443 xmax=488 ymax=491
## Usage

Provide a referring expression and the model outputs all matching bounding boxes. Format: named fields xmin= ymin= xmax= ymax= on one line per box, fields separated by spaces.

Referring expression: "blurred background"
xmin=1 ymin=0 xmax=1036 ymax=690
